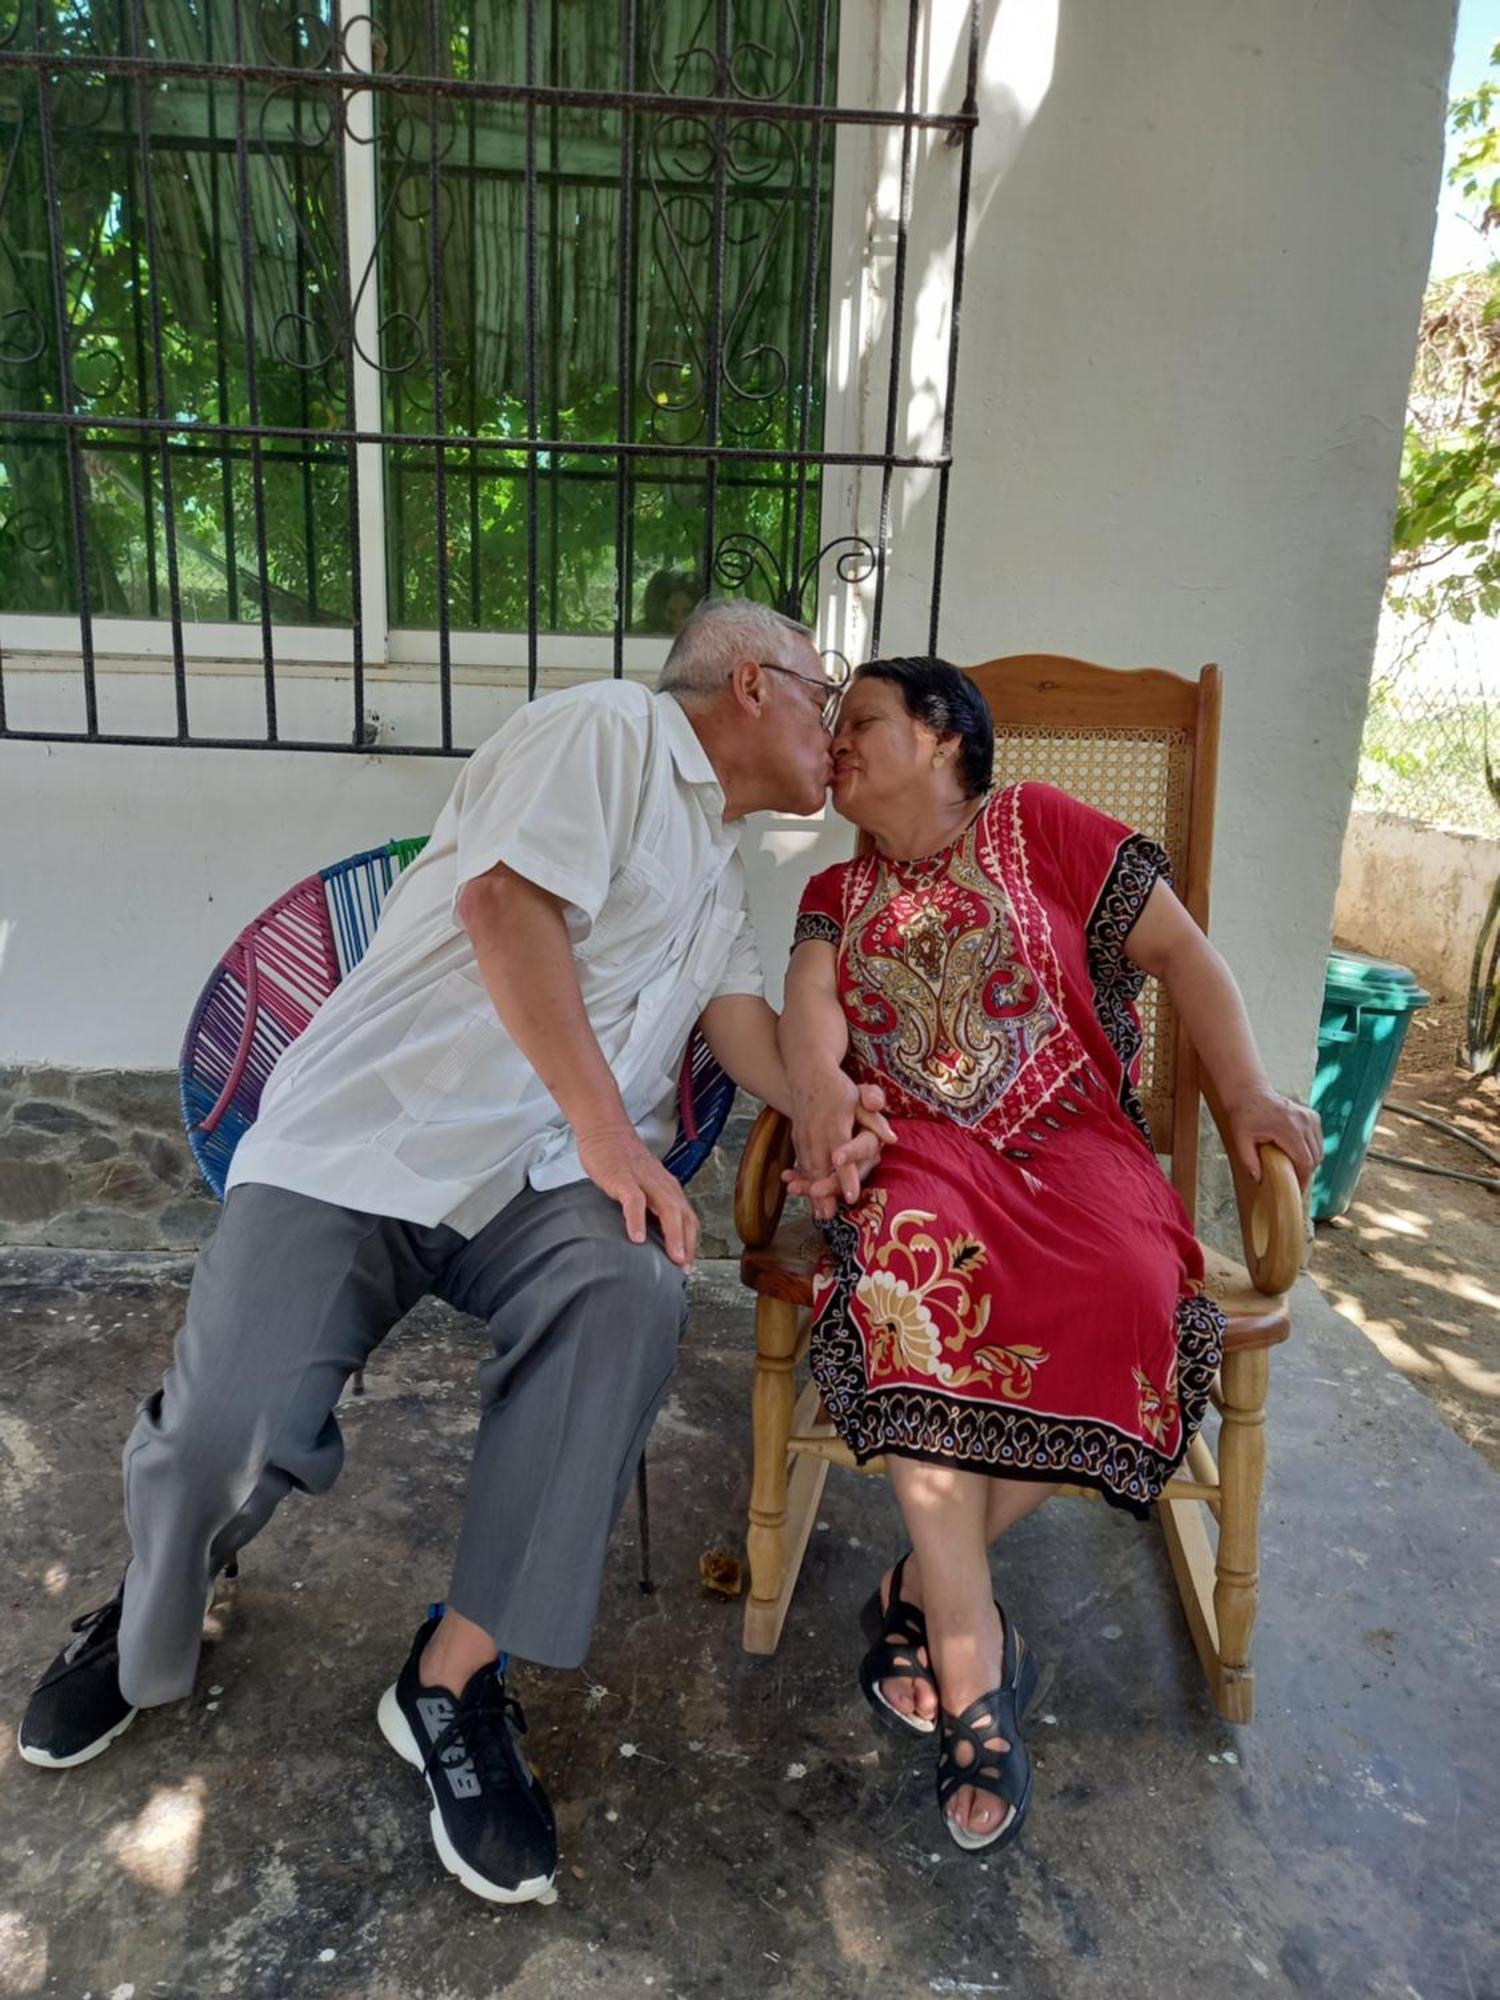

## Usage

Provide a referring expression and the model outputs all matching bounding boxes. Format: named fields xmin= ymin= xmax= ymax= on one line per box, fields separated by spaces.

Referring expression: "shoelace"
xmin=42 ymin=1594 xmax=124 ymax=1687
xmin=424 ymin=1674 xmax=531 ymax=1796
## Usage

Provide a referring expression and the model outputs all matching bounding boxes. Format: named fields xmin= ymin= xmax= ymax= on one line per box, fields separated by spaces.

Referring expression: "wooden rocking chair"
xmin=733 ymin=655 xmax=1308 ymax=1724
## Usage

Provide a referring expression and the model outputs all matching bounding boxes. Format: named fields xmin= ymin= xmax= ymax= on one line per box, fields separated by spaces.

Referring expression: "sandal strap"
xmin=935 ymin=1613 xmax=1034 ymax=1816
xmin=883 ymin=1554 xmax=926 ymax=1636
xmin=861 ymin=1550 xmax=938 ymax=1698
xmin=936 ymin=1684 xmax=1030 ymax=1813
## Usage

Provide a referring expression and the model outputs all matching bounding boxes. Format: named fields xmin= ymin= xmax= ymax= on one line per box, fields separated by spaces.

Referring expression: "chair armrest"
xmin=734 ymin=1106 xmax=796 ymax=1249
xmin=1201 ymin=1076 xmax=1308 ymax=1296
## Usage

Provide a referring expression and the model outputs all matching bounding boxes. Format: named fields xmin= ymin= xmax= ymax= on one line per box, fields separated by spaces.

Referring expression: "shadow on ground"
xmin=1 ymin=1254 xmax=1496 ymax=1999
xmin=1310 ymin=1068 xmax=1499 ymax=1473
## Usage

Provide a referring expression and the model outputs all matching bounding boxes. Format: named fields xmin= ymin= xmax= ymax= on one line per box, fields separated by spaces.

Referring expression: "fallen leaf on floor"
xmin=698 ymin=1549 xmax=743 ymax=1597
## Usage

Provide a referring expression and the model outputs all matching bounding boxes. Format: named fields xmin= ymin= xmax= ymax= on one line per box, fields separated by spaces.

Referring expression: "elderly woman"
xmin=780 ymin=658 xmax=1319 ymax=1854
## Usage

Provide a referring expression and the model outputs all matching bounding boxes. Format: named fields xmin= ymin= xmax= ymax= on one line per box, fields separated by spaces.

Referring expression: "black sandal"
xmin=857 ymin=1552 xmax=939 ymax=1739
xmin=935 ymin=1602 xmax=1040 ymax=1853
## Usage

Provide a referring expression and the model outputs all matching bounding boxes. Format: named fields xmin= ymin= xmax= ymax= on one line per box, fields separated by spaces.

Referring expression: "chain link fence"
xmin=1356 ymin=609 xmax=1500 ymax=838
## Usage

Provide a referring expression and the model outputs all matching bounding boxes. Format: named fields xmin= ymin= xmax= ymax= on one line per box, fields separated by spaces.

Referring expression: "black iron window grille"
xmin=0 ymin=1 xmax=978 ymax=754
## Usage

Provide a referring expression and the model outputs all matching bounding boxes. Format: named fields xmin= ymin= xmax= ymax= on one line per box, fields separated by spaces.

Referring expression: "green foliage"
xmin=0 ymin=1 xmax=834 ymax=634
xmin=1388 ymin=43 xmax=1500 ymax=631
xmin=1451 ymin=55 xmax=1500 ymax=227
xmin=1382 ymin=40 xmax=1500 ymax=1071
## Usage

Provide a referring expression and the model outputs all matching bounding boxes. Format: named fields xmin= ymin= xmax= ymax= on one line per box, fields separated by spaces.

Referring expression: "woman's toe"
xmin=946 ymin=1785 xmax=1008 ymax=1838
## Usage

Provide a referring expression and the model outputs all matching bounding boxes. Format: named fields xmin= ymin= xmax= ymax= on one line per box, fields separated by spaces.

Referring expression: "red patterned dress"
xmin=794 ymin=781 xmax=1224 ymax=1516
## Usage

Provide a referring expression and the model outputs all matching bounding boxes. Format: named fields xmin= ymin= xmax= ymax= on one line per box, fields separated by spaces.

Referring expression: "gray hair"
xmin=657 ymin=596 xmax=814 ymax=698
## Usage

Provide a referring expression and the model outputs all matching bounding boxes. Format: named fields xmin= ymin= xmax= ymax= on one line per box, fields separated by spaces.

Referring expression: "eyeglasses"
xmin=757 ymin=661 xmax=844 ymax=732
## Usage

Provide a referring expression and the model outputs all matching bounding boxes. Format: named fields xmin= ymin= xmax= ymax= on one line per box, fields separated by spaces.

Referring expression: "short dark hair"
xmin=642 ymin=567 xmax=703 ymax=633
xmin=854 ymin=656 xmax=994 ymax=798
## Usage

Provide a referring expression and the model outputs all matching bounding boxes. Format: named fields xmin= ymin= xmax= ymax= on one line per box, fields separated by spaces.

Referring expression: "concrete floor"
xmin=1 ymin=1253 xmax=1496 ymax=2000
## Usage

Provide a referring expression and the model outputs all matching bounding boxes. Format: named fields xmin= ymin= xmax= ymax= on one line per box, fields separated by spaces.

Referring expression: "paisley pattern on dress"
xmin=836 ymin=842 xmax=1065 ymax=1129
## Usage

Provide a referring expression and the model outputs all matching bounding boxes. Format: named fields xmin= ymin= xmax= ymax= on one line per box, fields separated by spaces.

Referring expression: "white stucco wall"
xmin=0 ymin=0 xmax=1456 ymax=1087
xmin=1335 ymin=808 xmax=1499 ymax=997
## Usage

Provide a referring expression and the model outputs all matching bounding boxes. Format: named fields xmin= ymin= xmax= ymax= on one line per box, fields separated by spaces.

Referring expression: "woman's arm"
xmin=699 ymin=994 xmax=793 ymax=1115
xmin=700 ymin=990 xmax=892 ymax=1205
xmin=1125 ymin=881 xmax=1321 ymax=1185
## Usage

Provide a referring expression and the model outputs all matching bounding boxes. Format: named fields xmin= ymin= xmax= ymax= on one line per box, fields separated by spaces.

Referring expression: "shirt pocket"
xmin=583 ymin=850 xmax=675 ymax=965
xmin=375 ymin=969 xmax=496 ymax=1119
xmin=618 ymin=902 xmax=743 ymax=1118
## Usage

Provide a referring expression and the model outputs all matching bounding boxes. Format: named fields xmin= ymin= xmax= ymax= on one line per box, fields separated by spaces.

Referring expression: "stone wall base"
xmin=0 ymin=1067 xmax=220 ymax=1250
xmin=0 ymin=1066 xmax=754 ymax=1258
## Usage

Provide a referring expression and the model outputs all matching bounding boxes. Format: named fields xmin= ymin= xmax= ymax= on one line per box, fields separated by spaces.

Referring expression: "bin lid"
xmin=1324 ymin=948 xmax=1432 ymax=1013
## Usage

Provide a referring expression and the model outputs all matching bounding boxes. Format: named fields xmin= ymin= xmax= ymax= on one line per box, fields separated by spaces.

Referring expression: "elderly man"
xmin=19 ymin=599 xmax=884 ymax=1907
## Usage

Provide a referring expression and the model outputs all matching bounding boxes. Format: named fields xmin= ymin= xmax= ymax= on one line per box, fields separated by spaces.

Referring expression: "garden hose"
xmin=1366 ymin=1099 xmax=1500 ymax=1192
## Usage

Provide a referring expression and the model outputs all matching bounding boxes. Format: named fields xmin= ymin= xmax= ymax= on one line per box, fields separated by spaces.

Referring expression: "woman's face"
xmin=664 ymin=589 xmax=696 ymax=633
xmin=829 ymin=675 xmax=948 ymax=824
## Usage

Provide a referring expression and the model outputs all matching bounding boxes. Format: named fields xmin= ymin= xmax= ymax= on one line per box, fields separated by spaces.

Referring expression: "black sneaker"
xmin=18 ymin=1586 xmax=137 ymax=1769
xmin=378 ymin=1610 xmax=558 ymax=1906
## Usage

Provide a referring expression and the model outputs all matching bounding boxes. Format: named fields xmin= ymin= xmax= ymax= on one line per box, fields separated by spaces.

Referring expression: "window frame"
xmin=0 ymin=1 xmax=978 ymax=753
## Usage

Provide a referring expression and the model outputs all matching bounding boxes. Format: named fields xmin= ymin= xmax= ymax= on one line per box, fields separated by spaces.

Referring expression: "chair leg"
xmin=744 ymin=1296 xmax=823 ymax=1655
xmin=635 ymin=1454 xmax=655 ymax=1596
xmin=1213 ymin=1344 xmax=1269 ymax=1724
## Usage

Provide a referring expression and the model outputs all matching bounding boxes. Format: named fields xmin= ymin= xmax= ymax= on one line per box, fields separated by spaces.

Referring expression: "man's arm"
xmin=1125 ymin=880 xmax=1322 ymax=1185
xmin=777 ymin=940 xmax=878 ymax=1219
xmin=457 ymin=861 xmax=700 ymax=1268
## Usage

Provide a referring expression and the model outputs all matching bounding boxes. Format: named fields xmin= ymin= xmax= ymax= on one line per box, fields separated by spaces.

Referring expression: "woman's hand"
xmin=791 ymin=1077 xmax=891 ymax=1185
xmin=783 ymin=1127 xmax=883 ymax=1218
xmin=785 ymin=1085 xmax=893 ymax=1219
xmin=1224 ymin=1084 xmax=1322 ymax=1188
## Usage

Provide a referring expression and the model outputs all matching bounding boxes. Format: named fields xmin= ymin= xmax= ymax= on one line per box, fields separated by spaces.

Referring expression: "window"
xmin=0 ymin=2 xmax=976 ymax=749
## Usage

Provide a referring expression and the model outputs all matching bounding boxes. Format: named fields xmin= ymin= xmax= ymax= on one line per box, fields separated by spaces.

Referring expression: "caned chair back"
xmin=965 ymin=654 xmax=1221 ymax=1218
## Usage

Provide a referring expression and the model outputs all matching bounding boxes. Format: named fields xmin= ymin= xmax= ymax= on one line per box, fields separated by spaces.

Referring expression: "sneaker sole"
xmin=16 ymin=1704 xmax=139 ymax=1769
xmin=376 ymin=1682 xmax=558 ymax=1907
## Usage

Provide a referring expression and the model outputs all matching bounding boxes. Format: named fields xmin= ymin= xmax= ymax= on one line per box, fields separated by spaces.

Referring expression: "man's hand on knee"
xmin=576 ymin=1124 xmax=700 ymax=1270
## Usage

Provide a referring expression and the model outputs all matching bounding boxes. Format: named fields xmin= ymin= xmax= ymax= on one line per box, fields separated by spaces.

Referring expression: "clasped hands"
xmin=784 ymin=1076 xmax=896 ymax=1223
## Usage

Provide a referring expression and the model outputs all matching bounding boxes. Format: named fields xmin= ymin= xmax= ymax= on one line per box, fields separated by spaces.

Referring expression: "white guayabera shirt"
xmin=228 ymin=680 xmax=764 ymax=1236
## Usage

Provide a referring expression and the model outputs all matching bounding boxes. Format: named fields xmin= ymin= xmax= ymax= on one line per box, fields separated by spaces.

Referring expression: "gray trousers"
xmin=118 ymin=1179 xmax=687 ymax=1707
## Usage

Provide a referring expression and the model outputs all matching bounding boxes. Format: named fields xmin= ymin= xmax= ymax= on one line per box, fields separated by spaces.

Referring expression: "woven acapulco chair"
xmin=179 ymin=835 xmax=737 ymax=1591
xmin=733 ymin=656 xmax=1308 ymax=1724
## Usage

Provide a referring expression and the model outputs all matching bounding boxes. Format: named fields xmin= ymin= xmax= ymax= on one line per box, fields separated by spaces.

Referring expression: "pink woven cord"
xmin=678 ymin=1035 xmax=700 ymax=1142
xmin=194 ymin=873 xmax=336 ymax=1136
xmin=197 ymin=942 xmax=260 ymax=1137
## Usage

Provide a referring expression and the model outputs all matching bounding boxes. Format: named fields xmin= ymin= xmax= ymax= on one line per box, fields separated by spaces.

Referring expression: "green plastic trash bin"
xmin=1308 ymin=949 xmax=1431 ymax=1221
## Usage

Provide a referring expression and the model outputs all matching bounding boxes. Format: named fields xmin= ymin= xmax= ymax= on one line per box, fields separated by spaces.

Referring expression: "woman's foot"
xmin=871 ymin=1558 xmax=939 ymax=1729
xmin=930 ymin=1600 xmax=1013 ymax=1842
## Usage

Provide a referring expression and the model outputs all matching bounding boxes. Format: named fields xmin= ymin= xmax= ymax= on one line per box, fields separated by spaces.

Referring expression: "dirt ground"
xmin=1308 ymin=961 xmax=1500 ymax=1474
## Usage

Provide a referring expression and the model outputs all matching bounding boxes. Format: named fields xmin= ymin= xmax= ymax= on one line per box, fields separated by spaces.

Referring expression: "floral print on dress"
xmin=840 ymin=1191 xmax=1050 ymax=1397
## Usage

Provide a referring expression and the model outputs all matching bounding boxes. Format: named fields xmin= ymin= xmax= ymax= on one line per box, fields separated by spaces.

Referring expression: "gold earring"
xmin=933 ymin=751 xmax=946 ymax=767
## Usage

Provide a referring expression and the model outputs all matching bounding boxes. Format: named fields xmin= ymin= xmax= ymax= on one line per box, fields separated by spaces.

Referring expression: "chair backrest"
xmin=966 ymin=654 xmax=1221 ymax=1221
xmin=179 ymin=837 xmax=734 ymax=1200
